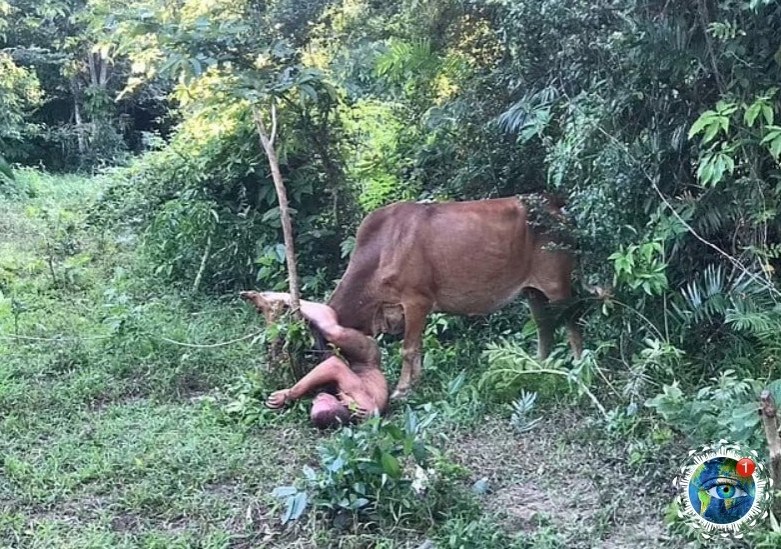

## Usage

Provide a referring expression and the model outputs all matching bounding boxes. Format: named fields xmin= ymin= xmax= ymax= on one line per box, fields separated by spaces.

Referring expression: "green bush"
xmin=645 ymin=371 xmax=779 ymax=447
xmin=272 ymin=406 xmax=473 ymax=529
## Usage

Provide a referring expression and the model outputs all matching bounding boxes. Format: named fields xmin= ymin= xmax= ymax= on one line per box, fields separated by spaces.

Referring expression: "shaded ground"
xmin=3 ymin=402 xmax=684 ymax=548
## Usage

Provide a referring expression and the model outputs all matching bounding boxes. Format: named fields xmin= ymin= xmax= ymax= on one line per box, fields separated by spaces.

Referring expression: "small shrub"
xmin=509 ymin=390 xmax=542 ymax=434
xmin=645 ymin=370 xmax=771 ymax=446
xmin=221 ymin=370 xmax=292 ymax=427
xmin=273 ymin=406 xmax=471 ymax=529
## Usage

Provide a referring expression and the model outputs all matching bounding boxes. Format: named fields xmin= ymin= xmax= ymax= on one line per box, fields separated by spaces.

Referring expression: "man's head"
xmin=310 ymin=392 xmax=351 ymax=429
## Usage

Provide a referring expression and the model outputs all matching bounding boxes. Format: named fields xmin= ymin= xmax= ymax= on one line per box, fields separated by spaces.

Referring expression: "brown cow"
xmin=327 ymin=194 xmax=584 ymax=400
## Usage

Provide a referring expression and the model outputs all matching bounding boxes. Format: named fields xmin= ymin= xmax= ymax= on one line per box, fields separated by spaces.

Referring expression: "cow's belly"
xmin=431 ymin=280 xmax=525 ymax=315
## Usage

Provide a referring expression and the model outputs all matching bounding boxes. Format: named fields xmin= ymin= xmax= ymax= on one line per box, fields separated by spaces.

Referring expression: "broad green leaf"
xmin=688 ymin=113 xmax=714 ymax=138
xmin=380 ymin=452 xmax=401 ymax=478
xmin=763 ymin=104 xmax=774 ymax=125
xmin=702 ymin=122 xmax=720 ymax=144
xmin=274 ymin=243 xmax=286 ymax=263
xmin=719 ymin=115 xmax=729 ymax=134
xmin=386 ymin=424 xmax=404 ymax=440
xmin=352 ymin=497 xmax=370 ymax=509
xmin=760 ymin=126 xmax=781 ymax=144
xmin=282 ymin=492 xmax=308 ymax=524
xmin=298 ymin=83 xmax=318 ymax=103
xmin=744 ymin=102 xmax=761 ymax=126
xmin=327 ymin=455 xmax=345 ymax=472
xmin=261 ymin=207 xmax=280 ymax=222
xmin=273 ymin=485 xmax=297 ymax=498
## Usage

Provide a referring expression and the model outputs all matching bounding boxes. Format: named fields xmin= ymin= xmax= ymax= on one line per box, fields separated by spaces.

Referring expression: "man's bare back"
xmin=240 ymin=291 xmax=388 ymax=428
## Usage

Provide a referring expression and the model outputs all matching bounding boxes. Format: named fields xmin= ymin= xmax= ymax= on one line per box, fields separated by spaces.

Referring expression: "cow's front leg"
xmin=391 ymin=300 xmax=430 ymax=400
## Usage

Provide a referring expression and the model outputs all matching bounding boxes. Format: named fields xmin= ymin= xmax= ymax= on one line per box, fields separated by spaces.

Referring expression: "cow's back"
xmin=398 ymin=198 xmax=537 ymax=314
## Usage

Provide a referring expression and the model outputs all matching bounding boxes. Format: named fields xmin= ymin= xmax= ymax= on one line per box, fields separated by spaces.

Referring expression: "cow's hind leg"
xmin=524 ymin=288 xmax=554 ymax=360
xmin=528 ymin=282 xmax=584 ymax=360
xmin=391 ymin=299 xmax=431 ymax=400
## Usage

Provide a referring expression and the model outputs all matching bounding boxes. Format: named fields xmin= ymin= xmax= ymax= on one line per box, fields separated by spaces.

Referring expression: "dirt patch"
xmin=451 ymin=412 xmax=676 ymax=548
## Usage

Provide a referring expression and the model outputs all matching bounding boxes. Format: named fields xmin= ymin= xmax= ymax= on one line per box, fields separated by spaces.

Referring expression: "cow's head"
xmin=372 ymin=303 xmax=405 ymax=336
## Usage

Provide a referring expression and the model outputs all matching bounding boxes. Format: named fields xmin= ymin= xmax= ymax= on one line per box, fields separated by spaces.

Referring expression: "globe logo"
xmin=675 ymin=441 xmax=772 ymax=539
xmin=687 ymin=456 xmax=755 ymax=524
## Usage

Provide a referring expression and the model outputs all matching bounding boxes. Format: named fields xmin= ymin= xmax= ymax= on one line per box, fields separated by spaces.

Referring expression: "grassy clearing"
xmin=0 ymin=170 xmax=746 ymax=548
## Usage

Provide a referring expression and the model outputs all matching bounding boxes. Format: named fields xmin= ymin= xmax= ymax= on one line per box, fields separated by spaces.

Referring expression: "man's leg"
xmin=241 ymin=291 xmax=340 ymax=338
xmin=241 ymin=290 xmax=376 ymax=361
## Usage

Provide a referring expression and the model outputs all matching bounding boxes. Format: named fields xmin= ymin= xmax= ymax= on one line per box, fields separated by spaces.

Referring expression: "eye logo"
xmin=674 ymin=441 xmax=772 ymax=539
xmin=688 ymin=457 xmax=753 ymax=524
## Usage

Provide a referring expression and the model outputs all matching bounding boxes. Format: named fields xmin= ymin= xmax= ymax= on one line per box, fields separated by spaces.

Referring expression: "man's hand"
xmin=266 ymin=389 xmax=291 ymax=409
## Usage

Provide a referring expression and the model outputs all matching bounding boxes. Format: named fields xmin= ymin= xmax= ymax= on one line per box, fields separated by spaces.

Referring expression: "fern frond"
xmin=375 ymin=39 xmax=435 ymax=83
xmin=724 ymin=303 xmax=778 ymax=335
xmin=497 ymin=86 xmax=558 ymax=139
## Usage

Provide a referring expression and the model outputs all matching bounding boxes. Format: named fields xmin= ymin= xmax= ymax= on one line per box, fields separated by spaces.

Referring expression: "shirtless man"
xmin=239 ymin=291 xmax=389 ymax=429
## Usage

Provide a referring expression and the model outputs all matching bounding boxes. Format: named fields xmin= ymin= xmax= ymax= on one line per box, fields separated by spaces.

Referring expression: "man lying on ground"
xmin=239 ymin=291 xmax=389 ymax=429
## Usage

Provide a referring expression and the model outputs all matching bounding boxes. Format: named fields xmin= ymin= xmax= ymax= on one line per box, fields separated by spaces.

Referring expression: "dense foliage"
xmin=87 ymin=0 xmax=781 ymax=433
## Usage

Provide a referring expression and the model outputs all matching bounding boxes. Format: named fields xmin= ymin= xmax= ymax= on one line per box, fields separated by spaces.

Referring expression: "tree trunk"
xmin=760 ymin=389 xmax=781 ymax=520
xmin=251 ymin=102 xmax=301 ymax=314
xmin=192 ymin=234 xmax=212 ymax=293
xmin=98 ymin=53 xmax=109 ymax=88
xmin=88 ymin=52 xmax=99 ymax=88
xmin=71 ymin=80 xmax=86 ymax=154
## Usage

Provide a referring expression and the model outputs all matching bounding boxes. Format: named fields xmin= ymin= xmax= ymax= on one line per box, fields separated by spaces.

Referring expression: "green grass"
xmin=0 ymin=169 xmax=760 ymax=548
xmin=2 ymin=397 xmax=319 ymax=548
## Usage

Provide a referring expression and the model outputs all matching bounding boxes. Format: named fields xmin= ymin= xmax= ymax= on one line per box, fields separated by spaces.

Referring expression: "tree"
xmin=108 ymin=0 xmax=341 ymax=303
xmin=0 ymin=52 xmax=42 ymax=163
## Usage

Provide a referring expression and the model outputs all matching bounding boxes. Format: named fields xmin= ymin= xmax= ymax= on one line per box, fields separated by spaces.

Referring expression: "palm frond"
xmin=680 ymin=264 xmax=728 ymax=322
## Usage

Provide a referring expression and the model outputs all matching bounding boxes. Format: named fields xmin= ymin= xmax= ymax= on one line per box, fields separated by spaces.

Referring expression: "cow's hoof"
xmin=390 ymin=388 xmax=410 ymax=401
